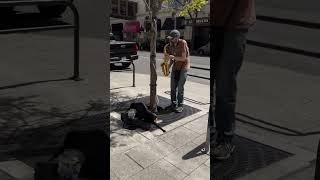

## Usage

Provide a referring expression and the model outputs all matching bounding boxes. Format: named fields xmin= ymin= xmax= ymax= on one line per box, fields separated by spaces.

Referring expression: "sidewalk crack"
xmin=125 ymin=153 xmax=145 ymax=169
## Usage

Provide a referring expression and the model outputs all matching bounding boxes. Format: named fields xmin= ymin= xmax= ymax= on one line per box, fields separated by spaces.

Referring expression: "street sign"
xmin=186 ymin=17 xmax=210 ymax=26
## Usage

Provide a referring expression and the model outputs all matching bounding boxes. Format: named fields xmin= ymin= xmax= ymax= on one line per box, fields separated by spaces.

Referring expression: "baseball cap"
xmin=167 ymin=29 xmax=180 ymax=39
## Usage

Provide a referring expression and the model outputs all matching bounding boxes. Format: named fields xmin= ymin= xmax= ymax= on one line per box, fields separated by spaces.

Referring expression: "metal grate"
xmin=115 ymin=96 xmax=201 ymax=130
xmin=212 ymin=136 xmax=293 ymax=180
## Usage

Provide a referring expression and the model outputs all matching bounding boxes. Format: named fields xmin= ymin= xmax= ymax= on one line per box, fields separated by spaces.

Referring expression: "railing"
xmin=0 ymin=0 xmax=80 ymax=81
xmin=110 ymin=59 xmax=136 ymax=87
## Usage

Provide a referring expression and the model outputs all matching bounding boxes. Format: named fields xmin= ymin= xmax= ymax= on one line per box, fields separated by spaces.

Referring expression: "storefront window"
xmin=111 ymin=0 xmax=118 ymax=14
xmin=162 ymin=17 xmax=186 ymax=30
xmin=128 ymin=1 xmax=137 ymax=17
xmin=111 ymin=0 xmax=137 ymax=19
xmin=120 ymin=0 xmax=127 ymax=16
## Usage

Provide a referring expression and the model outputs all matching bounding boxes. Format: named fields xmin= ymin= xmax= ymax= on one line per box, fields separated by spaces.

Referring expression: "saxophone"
xmin=161 ymin=44 xmax=170 ymax=77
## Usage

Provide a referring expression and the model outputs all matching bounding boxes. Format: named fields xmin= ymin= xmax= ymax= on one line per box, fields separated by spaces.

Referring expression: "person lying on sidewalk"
xmin=163 ymin=30 xmax=190 ymax=113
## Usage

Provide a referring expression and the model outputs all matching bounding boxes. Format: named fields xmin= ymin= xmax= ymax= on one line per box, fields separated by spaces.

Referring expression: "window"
xmin=120 ymin=0 xmax=127 ymax=16
xmin=111 ymin=0 xmax=137 ymax=19
xmin=162 ymin=17 xmax=186 ymax=30
xmin=128 ymin=1 xmax=137 ymax=17
xmin=112 ymin=0 xmax=118 ymax=14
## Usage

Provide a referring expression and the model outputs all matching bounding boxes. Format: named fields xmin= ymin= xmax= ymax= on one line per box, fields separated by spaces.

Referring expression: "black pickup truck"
xmin=110 ymin=33 xmax=139 ymax=69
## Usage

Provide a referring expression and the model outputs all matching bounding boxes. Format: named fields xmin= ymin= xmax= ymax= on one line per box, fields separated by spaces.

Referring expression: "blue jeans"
xmin=213 ymin=30 xmax=248 ymax=138
xmin=171 ymin=69 xmax=188 ymax=107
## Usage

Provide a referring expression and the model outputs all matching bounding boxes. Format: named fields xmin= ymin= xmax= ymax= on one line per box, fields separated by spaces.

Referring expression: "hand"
xmin=169 ymin=55 xmax=175 ymax=60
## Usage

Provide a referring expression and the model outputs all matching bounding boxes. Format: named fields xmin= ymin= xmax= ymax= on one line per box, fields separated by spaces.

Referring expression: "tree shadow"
xmin=109 ymin=92 xmax=146 ymax=149
xmin=0 ymin=94 xmax=109 ymax=158
xmin=110 ymin=91 xmax=145 ymax=112
xmin=110 ymin=86 xmax=133 ymax=91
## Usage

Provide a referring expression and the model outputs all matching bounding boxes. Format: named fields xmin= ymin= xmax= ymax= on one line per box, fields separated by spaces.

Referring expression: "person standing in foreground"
xmin=211 ymin=0 xmax=256 ymax=160
xmin=164 ymin=30 xmax=190 ymax=113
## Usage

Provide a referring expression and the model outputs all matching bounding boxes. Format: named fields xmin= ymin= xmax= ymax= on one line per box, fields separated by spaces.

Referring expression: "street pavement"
xmin=255 ymin=0 xmax=320 ymax=23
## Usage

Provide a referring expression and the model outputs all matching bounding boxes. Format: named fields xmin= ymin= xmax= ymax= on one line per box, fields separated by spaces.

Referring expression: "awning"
xmin=123 ymin=21 xmax=140 ymax=33
xmin=161 ymin=17 xmax=185 ymax=30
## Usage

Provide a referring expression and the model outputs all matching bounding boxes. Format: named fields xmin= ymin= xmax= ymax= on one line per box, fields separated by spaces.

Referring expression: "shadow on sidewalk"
xmin=182 ymin=142 xmax=208 ymax=160
xmin=0 ymin=95 xmax=108 ymax=159
xmin=0 ymin=78 xmax=71 ymax=90
xmin=110 ymin=86 xmax=133 ymax=91
xmin=111 ymin=67 xmax=132 ymax=72
xmin=110 ymin=92 xmax=146 ymax=149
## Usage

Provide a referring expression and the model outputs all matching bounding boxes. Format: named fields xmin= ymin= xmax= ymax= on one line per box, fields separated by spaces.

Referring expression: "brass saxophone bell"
xmin=161 ymin=60 xmax=170 ymax=77
xmin=161 ymin=45 xmax=170 ymax=77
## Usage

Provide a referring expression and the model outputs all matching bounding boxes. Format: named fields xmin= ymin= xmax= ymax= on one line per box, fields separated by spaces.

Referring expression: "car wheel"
xmin=122 ymin=63 xmax=131 ymax=69
xmin=110 ymin=63 xmax=117 ymax=70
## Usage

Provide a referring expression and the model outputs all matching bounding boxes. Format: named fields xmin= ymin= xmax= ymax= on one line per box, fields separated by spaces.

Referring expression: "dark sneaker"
xmin=212 ymin=141 xmax=235 ymax=160
xmin=175 ymin=106 xmax=183 ymax=113
xmin=210 ymin=131 xmax=219 ymax=148
xmin=170 ymin=104 xmax=177 ymax=111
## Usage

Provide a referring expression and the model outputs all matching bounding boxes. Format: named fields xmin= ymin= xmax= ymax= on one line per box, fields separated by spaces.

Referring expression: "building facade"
xmin=110 ymin=0 xmax=210 ymax=51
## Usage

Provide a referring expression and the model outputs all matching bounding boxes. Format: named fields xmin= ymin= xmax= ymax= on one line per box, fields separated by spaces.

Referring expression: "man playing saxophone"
xmin=163 ymin=30 xmax=190 ymax=113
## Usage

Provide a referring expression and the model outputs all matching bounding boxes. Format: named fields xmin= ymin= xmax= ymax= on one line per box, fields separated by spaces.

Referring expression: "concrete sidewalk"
xmin=110 ymin=72 xmax=211 ymax=180
xmin=110 ymin=59 xmax=320 ymax=179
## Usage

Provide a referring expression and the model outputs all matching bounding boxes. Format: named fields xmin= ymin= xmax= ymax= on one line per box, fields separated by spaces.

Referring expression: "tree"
xmin=143 ymin=0 xmax=208 ymax=113
xmin=143 ymin=0 xmax=165 ymax=113
xmin=166 ymin=0 xmax=209 ymax=50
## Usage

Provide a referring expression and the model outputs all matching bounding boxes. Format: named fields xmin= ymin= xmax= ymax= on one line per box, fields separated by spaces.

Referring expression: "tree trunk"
xmin=191 ymin=18 xmax=196 ymax=51
xmin=149 ymin=10 xmax=158 ymax=113
xmin=188 ymin=12 xmax=196 ymax=51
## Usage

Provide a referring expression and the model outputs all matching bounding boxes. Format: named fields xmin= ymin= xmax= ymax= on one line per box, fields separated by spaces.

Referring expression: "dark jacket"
xmin=211 ymin=0 xmax=256 ymax=30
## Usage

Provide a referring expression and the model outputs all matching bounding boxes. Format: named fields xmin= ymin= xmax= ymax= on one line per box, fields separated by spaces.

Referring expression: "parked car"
xmin=197 ymin=42 xmax=210 ymax=56
xmin=110 ymin=33 xmax=139 ymax=69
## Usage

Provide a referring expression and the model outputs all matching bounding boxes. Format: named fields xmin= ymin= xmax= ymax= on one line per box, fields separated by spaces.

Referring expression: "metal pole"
xmin=132 ymin=61 xmax=136 ymax=87
xmin=172 ymin=11 xmax=177 ymax=29
xmin=68 ymin=2 xmax=81 ymax=81
xmin=315 ymin=139 xmax=320 ymax=180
